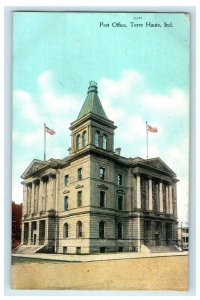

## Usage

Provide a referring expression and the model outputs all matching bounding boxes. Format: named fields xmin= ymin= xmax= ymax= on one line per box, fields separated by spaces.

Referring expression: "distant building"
xmin=12 ymin=202 xmax=22 ymax=249
xmin=19 ymin=81 xmax=178 ymax=254
xmin=178 ymin=225 xmax=189 ymax=250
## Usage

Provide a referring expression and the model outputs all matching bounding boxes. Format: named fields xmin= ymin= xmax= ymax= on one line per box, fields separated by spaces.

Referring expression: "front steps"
xmin=144 ymin=245 xmax=181 ymax=253
xmin=12 ymin=244 xmax=47 ymax=254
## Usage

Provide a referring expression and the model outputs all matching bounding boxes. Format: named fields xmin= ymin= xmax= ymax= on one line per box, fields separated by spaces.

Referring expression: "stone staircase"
xmin=145 ymin=245 xmax=181 ymax=253
xmin=12 ymin=244 xmax=47 ymax=254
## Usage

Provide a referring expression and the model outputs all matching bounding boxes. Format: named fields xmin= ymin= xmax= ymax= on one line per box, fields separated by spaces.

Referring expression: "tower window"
xmin=99 ymin=167 xmax=105 ymax=180
xmin=118 ymin=195 xmax=123 ymax=210
xmin=100 ymin=191 xmax=106 ymax=207
xmin=76 ymin=221 xmax=82 ymax=238
xmin=99 ymin=221 xmax=105 ymax=239
xmin=117 ymin=174 xmax=122 ymax=185
xmin=78 ymin=168 xmax=82 ymax=180
xmin=64 ymin=196 xmax=69 ymax=210
xmin=102 ymin=134 xmax=107 ymax=150
xmin=77 ymin=191 xmax=82 ymax=207
xmin=82 ymin=131 xmax=87 ymax=147
xmin=94 ymin=131 xmax=99 ymax=147
xmin=76 ymin=134 xmax=81 ymax=150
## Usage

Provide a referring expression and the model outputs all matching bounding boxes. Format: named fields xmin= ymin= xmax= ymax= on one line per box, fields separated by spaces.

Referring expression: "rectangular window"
xmin=118 ymin=195 xmax=123 ymax=210
xmin=78 ymin=168 xmax=82 ymax=180
xmin=100 ymin=191 xmax=105 ymax=207
xmin=64 ymin=175 xmax=69 ymax=186
xmin=117 ymin=174 xmax=122 ymax=185
xmin=64 ymin=196 xmax=68 ymax=210
xmin=77 ymin=191 xmax=82 ymax=207
xmin=100 ymin=167 xmax=105 ymax=180
xmin=63 ymin=246 xmax=67 ymax=254
xmin=76 ymin=247 xmax=81 ymax=254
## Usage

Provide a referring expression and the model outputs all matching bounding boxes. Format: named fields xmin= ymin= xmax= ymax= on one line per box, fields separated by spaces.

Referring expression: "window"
xmin=82 ymin=131 xmax=87 ymax=147
xmin=76 ymin=247 xmax=81 ymax=254
xmin=118 ymin=223 xmax=122 ymax=239
xmin=99 ymin=221 xmax=105 ymax=239
xmin=118 ymin=195 xmax=123 ymax=210
xmin=78 ymin=168 xmax=82 ymax=180
xmin=76 ymin=134 xmax=81 ymax=150
xmin=64 ymin=175 xmax=69 ymax=186
xmin=63 ymin=246 xmax=67 ymax=254
xmin=63 ymin=223 xmax=69 ymax=238
xmin=76 ymin=221 xmax=82 ymax=238
xmin=94 ymin=131 xmax=99 ymax=147
xmin=117 ymin=174 xmax=122 ymax=185
xmin=64 ymin=196 xmax=68 ymax=210
xmin=100 ymin=191 xmax=105 ymax=207
xmin=77 ymin=191 xmax=82 ymax=207
xmin=102 ymin=134 xmax=107 ymax=150
xmin=99 ymin=167 xmax=105 ymax=180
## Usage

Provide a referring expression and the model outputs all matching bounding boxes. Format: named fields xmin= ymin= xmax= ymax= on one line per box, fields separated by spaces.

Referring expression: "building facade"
xmin=178 ymin=225 xmax=189 ymax=251
xmin=20 ymin=81 xmax=178 ymax=254
xmin=12 ymin=202 xmax=22 ymax=249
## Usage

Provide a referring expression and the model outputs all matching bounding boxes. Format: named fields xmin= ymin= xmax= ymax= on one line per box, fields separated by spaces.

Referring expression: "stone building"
xmin=19 ymin=81 xmax=178 ymax=254
xmin=12 ymin=201 xmax=22 ymax=249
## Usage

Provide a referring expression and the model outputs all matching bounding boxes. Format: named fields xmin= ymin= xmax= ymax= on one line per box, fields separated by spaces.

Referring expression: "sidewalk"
xmin=12 ymin=250 xmax=188 ymax=262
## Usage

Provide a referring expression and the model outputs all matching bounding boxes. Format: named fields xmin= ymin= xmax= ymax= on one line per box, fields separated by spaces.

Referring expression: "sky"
xmin=12 ymin=12 xmax=190 ymax=223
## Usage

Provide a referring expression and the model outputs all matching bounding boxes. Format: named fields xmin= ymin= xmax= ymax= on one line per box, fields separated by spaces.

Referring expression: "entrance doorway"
xmin=155 ymin=234 xmax=160 ymax=245
xmin=33 ymin=234 xmax=37 ymax=245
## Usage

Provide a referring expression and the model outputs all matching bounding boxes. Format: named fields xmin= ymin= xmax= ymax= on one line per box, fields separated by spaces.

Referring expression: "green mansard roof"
xmin=77 ymin=81 xmax=108 ymax=120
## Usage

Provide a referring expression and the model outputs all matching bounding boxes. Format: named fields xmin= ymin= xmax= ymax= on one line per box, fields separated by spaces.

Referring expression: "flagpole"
xmin=146 ymin=121 xmax=148 ymax=159
xmin=44 ymin=123 xmax=46 ymax=161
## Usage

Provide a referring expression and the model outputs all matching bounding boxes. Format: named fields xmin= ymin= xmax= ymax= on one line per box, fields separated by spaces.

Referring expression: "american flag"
xmin=147 ymin=124 xmax=158 ymax=133
xmin=45 ymin=126 xmax=55 ymax=135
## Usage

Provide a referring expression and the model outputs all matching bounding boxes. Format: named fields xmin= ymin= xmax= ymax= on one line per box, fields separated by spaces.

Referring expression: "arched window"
xmin=94 ymin=131 xmax=99 ymax=147
xmin=99 ymin=221 xmax=105 ymax=239
xmin=63 ymin=223 xmax=69 ymax=238
xmin=76 ymin=221 xmax=82 ymax=238
xmin=118 ymin=223 xmax=122 ymax=239
xmin=76 ymin=134 xmax=81 ymax=150
xmin=102 ymin=134 xmax=107 ymax=150
xmin=82 ymin=131 xmax=87 ymax=147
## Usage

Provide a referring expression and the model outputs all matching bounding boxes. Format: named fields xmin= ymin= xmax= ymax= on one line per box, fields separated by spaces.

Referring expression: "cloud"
xmin=38 ymin=70 xmax=81 ymax=115
xmin=14 ymin=90 xmax=41 ymax=123
xmin=140 ymin=88 xmax=188 ymax=115
xmin=13 ymin=68 xmax=189 ymax=222
xmin=21 ymin=128 xmax=43 ymax=147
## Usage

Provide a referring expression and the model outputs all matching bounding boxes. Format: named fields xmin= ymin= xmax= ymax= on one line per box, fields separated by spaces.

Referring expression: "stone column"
xmin=136 ymin=174 xmax=141 ymax=209
xmin=148 ymin=179 xmax=153 ymax=211
xmin=38 ymin=179 xmax=44 ymax=213
xmin=47 ymin=176 xmax=53 ymax=210
xmin=52 ymin=176 xmax=56 ymax=209
xmin=36 ymin=183 xmax=40 ymax=213
xmin=169 ymin=185 xmax=173 ymax=215
xmin=166 ymin=186 xmax=169 ymax=214
xmin=172 ymin=184 xmax=177 ymax=218
xmin=145 ymin=181 xmax=148 ymax=210
xmin=159 ymin=182 xmax=163 ymax=213
xmin=28 ymin=221 xmax=32 ymax=245
xmin=31 ymin=182 xmax=35 ymax=214
xmin=43 ymin=180 xmax=47 ymax=211
xmin=21 ymin=222 xmax=24 ymax=244
xmin=23 ymin=184 xmax=28 ymax=215
xmin=27 ymin=185 xmax=31 ymax=214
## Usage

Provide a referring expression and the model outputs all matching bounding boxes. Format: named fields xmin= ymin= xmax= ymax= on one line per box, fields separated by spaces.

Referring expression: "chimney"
xmin=115 ymin=148 xmax=121 ymax=156
xmin=68 ymin=147 xmax=72 ymax=155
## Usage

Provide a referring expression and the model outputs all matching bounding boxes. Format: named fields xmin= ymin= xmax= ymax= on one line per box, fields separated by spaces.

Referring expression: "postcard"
xmin=12 ymin=12 xmax=190 ymax=291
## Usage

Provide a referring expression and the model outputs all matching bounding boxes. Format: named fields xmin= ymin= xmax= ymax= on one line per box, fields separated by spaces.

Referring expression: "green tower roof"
xmin=77 ymin=81 xmax=108 ymax=120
